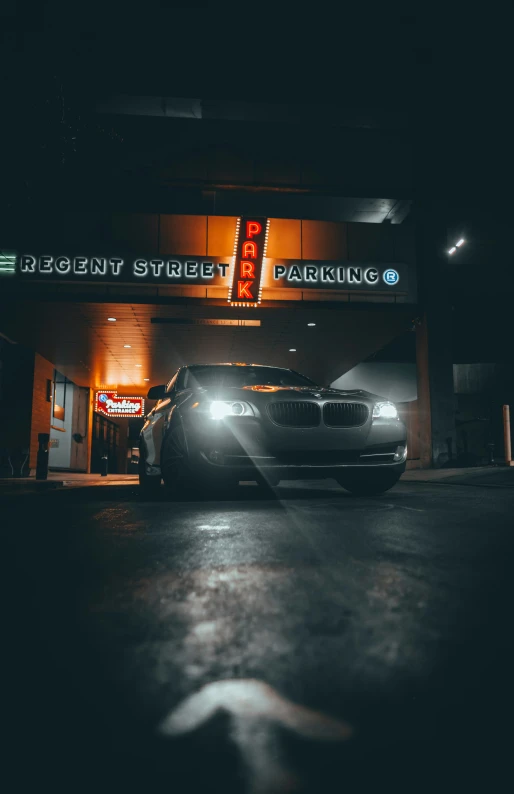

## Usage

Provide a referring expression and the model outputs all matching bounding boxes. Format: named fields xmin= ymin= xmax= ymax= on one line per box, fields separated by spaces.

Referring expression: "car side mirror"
xmin=147 ymin=384 xmax=166 ymax=400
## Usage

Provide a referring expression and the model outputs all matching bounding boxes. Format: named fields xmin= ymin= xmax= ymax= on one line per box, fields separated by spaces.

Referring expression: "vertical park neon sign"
xmin=228 ymin=217 xmax=269 ymax=306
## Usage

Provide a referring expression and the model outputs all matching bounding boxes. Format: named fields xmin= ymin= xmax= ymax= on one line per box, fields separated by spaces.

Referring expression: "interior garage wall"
xmin=0 ymin=344 xmax=54 ymax=473
xmin=331 ymin=363 xmax=417 ymax=402
xmin=116 ymin=417 xmax=130 ymax=474
xmin=331 ymin=362 xmax=420 ymax=463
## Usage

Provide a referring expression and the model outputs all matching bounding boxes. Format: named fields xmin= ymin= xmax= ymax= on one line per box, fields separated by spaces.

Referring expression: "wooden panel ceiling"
xmin=0 ymin=301 xmax=413 ymax=390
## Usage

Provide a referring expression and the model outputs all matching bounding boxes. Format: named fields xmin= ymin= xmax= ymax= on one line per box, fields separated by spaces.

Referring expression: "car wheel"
xmin=337 ymin=470 xmax=401 ymax=496
xmin=161 ymin=424 xmax=195 ymax=499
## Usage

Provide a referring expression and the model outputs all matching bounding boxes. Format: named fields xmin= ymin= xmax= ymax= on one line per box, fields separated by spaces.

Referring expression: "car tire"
xmin=337 ymin=470 xmax=402 ymax=496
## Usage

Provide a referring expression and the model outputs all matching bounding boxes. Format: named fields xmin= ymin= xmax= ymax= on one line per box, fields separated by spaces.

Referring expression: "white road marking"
xmin=159 ymin=679 xmax=353 ymax=793
xmin=381 ymin=503 xmax=425 ymax=512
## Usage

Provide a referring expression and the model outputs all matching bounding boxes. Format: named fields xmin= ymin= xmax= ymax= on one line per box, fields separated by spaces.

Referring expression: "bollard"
xmin=100 ymin=455 xmax=108 ymax=476
xmin=503 ymin=405 xmax=513 ymax=466
xmin=36 ymin=434 xmax=50 ymax=480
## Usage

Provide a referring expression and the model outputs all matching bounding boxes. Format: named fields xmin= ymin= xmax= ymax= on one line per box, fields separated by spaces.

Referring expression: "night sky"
xmin=2 ymin=4 xmax=513 ymax=361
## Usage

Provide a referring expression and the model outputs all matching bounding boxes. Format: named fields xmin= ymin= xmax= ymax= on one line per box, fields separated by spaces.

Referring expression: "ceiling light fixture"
xmin=124 ymin=344 xmax=131 ymax=348
xmin=448 ymin=247 xmax=457 ymax=255
xmin=289 ymin=348 xmax=296 ymax=352
xmin=135 ymin=364 xmax=142 ymax=367
xmin=107 ymin=317 xmax=117 ymax=322
xmin=307 ymin=323 xmax=316 ymax=327
xmin=456 ymin=239 xmax=465 ymax=247
xmin=144 ymin=378 xmax=150 ymax=381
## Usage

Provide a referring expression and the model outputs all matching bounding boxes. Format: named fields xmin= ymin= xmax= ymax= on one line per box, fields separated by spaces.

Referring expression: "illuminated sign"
xmin=16 ymin=255 xmax=407 ymax=293
xmin=18 ymin=255 xmax=231 ymax=281
xmin=95 ymin=392 xmax=145 ymax=417
xmin=383 ymin=268 xmax=399 ymax=285
xmin=227 ymin=217 xmax=269 ymax=306
xmin=270 ymin=262 xmax=396 ymax=286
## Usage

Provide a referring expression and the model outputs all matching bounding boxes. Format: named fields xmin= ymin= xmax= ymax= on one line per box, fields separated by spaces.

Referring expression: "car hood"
xmin=204 ymin=385 xmax=388 ymax=403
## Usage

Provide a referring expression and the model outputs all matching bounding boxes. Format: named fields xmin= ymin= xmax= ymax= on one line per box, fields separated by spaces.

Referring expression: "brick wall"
xmin=29 ymin=353 xmax=54 ymax=469
xmin=0 ymin=340 xmax=34 ymax=475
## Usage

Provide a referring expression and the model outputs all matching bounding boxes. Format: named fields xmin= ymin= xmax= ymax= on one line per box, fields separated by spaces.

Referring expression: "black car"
xmin=139 ymin=363 xmax=407 ymax=496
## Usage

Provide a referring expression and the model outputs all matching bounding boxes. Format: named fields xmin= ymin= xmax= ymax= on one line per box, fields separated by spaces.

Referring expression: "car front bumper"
xmin=183 ymin=413 xmax=407 ymax=481
xmin=197 ymin=454 xmax=407 ymax=482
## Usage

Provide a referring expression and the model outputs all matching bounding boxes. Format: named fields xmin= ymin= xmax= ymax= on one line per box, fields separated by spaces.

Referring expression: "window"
xmin=52 ymin=370 xmax=71 ymax=422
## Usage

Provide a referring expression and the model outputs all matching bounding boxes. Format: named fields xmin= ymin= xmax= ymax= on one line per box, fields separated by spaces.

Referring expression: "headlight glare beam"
xmin=372 ymin=401 xmax=398 ymax=420
xmin=209 ymin=400 xmax=253 ymax=419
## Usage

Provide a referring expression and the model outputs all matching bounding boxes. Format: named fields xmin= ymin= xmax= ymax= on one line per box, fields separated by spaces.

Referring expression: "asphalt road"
xmin=4 ymin=478 xmax=514 ymax=793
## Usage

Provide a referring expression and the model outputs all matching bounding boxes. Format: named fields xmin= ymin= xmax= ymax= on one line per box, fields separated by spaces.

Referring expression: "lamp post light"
xmin=448 ymin=239 xmax=465 ymax=255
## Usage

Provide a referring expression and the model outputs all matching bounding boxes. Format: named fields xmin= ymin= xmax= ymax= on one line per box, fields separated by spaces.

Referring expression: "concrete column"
xmin=86 ymin=389 xmax=94 ymax=474
xmin=415 ymin=201 xmax=457 ymax=467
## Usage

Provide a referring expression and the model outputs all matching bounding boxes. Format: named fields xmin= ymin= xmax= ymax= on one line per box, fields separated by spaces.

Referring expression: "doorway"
xmin=91 ymin=413 xmax=120 ymax=474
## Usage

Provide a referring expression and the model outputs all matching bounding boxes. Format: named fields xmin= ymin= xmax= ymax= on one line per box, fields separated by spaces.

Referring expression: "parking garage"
xmin=0 ymin=210 xmax=425 ymax=477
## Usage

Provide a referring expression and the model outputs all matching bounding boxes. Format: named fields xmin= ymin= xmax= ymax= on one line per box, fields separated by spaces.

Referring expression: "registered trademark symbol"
xmin=383 ymin=269 xmax=399 ymax=285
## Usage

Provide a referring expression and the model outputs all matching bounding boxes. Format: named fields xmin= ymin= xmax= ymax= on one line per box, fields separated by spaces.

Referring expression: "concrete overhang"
xmin=0 ymin=298 xmax=415 ymax=390
xmin=96 ymin=96 xmax=410 ymax=131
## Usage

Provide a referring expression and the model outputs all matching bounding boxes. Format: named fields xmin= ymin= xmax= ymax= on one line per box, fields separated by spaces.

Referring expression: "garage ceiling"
xmin=2 ymin=300 xmax=414 ymax=391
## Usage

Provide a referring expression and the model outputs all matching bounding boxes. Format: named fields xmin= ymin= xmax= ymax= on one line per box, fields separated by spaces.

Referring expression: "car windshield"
xmin=183 ymin=366 xmax=319 ymax=390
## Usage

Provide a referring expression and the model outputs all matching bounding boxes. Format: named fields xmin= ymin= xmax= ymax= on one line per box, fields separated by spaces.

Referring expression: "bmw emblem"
xmin=383 ymin=269 xmax=399 ymax=286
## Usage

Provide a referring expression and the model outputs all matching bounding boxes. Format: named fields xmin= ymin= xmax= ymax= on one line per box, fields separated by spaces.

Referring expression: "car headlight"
xmin=372 ymin=401 xmax=398 ymax=420
xmin=209 ymin=400 xmax=254 ymax=419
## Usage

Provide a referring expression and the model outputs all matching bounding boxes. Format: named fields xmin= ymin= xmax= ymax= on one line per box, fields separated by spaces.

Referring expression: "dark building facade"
xmin=1 ymin=8 xmax=511 ymax=474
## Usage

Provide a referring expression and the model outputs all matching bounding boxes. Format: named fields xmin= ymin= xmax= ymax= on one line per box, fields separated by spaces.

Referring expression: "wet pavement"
xmin=4 ymin=478 xmax=514 ymax=792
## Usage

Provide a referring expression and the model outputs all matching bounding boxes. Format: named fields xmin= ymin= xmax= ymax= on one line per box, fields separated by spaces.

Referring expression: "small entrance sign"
xmin=95 ymin=391 xmax=145 ymax=418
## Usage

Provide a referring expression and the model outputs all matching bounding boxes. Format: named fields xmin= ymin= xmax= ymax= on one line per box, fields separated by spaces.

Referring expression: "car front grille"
xmin=267 ymin=401 xmax=321 ymax=427
xmin=323 ymin=402 xmax=369 ymax=427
